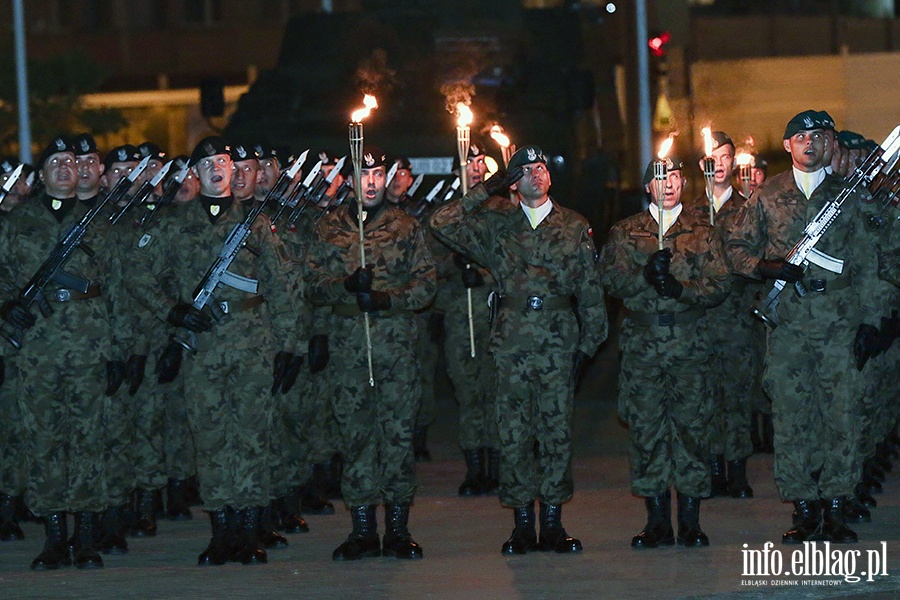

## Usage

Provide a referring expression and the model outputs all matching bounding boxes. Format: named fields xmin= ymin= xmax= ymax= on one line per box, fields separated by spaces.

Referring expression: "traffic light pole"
xmin=635 ymin=0 xmax=652 ymax=176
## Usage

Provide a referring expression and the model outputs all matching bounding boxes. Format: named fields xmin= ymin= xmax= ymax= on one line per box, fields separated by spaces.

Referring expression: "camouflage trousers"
xmin=307 ymin=369 xmax=341 ymax=466
xmin=103 ymin=387 xmax=136 ymax=507
xmin=706 ymin=283 xmax=767 ymax=461
xmin=329 ymin=314 xmax=419 ymax=507
xmin=0 ymin=386 xmax=26 ymax=497
xmin=764 ymin=322 xmax=864 ymax=500
xmin=444 ymin=300 xmax=498 ymax=451
xmin=16 ymin=355 xmax=108 ymax=515
xmin=858 ymin=343 xmax=898 ymax=460
xmin=493 ymin=349 xmax=575 ymax=508
xmin=131 ymin=382 xmax=167 ymax=492
xmin=618 ymin=319 xmax=713 ymax=498
xmin=414 ymin=310 xmax=439 ymax=431
xmin=162 ymin=377 xmax=197 ymax=481
xmin=183 ymin=346 xmax=274 ymax=511
xmin=271 ymin=373 xmax=316 ymax=498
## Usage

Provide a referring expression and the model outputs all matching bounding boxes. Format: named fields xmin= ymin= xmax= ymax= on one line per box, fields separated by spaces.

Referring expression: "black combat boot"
xmin=709 ymin=455 xmax=728 ymax=497
xmin=501 ymin=502 xmax=537 ymax=555
xmin=750 ymin=411 xmax=764 ymax=453
xmin=537 ymin=502 xmax=582 ymax=553
xmin=726 ymin=458 xmax=754 ymax=499
xmin=843 ymin=495 xmax=871 ymax=523
xmin=235 ymin=506 xmax=268 ymax=565
xmin=854 ymin=481 xmax=877 ymax=509
xmin=873 ymin=442 xmax=893 ymax=472
xmin=382 ymin=503 xmax=423 ymax=559
xmin=761 ymin=415 xmax=775 ymax=453
xmin=821 ymin=498 xmax=858 ymax=544
xmin=99 ymin=505 xmax=129 ymax=554
xmin=458 ymin=449 xmax=484 ymax=496
xmin=198 ymin=509 xmax=232 ymax=566
xmin=0 ymin=492 xmax=24 ymax=541
xmin=782 ymin=500 xmax=821 ymax=544
xmin=258 ymin=502 xmax=288 ymax=549
xmin=332 ymin=505 xmax=381 ymax=560
xmin=132 ymin=488 xmax=158 ymax=537
xmin=72 ymin=512 xmax=103 ymax=569
xmin=166 ymin=478 xmax=192 ymax=520
xmin=278 ymin=488 xmax=309 ymax=533
xmin=676 ymin=493 xmax=709 ymax=547
xmin=299 ymin=480 xmax=335 ymax=515
xmin=30 ymin=512 xmax=71 ymax=570
xmin=631 ymin=491 xmax=675 ymax=548
xmin=324 ymin=453 xmax=344 ymax=499
xmin=413 ymin=426 xmax=431 ymax=462
xmin=483 ymin=447 xmax=500 ymax=494
xmin=864 ymin=458 xmax=886 ymax=483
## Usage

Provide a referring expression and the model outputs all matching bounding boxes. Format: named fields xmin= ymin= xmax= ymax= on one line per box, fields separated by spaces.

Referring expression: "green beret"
xmin=507 ymin=145 xmax=547 ymax=171
xmin=37 ymin=136 xmax=76 ymax=169
xmin=837 ymin=130 xmax=867 ymax=150
xmin=642 ymin=155 xmax=683 ymax=186
xmin=361 ymin=145 xmax=387 ymax=169
xmin=190 ymin=136 xmax=230 ymax=167
xmin=783 ymin=109 xmax=835 ymax=139
xmin=103 ymin=144 xmax=141 ymax=171
xmin=73 ymin=133 xmax=99 ymax=157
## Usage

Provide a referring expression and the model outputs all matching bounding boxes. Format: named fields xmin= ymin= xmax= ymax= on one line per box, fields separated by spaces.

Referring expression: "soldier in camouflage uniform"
xmin=149 ymin=136 xmax=304 ymax=565
xmin=431 ymin=145 xmax=607 ymax=555
xmin=305 ymin=146 xmax=436 ymax=561
xmin=726 ymin=110 xmax=896 ymax=544
xmin=0 ymin=137 xmax=116 ymax=570
xmin=599 ymin=156 xmax=729 ymax=549
xmin=689 ymin=131 xmax=766 ymax=499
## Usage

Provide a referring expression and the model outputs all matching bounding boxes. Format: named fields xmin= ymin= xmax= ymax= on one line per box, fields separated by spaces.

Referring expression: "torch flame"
xmin=351 ymin=94 xmax=378 ymax=123
xmin=735 ymin=152 xmax=754 ymax=167
xmin=456 ymin=103 xmax=473 ymax=128
xmin=490 ymin=124 xmax=510 ymax=148
xmin=657 ymin=135 xmax=674 ymax=159
xmin=702 ymin=126 xmax=713 ymax=157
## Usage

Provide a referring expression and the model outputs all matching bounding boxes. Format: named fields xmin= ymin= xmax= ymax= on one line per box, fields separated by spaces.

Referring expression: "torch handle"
xmin=350 ymin=122 xmax=375 ymax=387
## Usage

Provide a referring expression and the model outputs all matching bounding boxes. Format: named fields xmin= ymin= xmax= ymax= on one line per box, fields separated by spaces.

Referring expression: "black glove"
xmin=105 ymin=360 xmax=126 ymax=396
xmin=757 ymin=259 xmax=804 ymax=283
xmin=308 ymin=335 xmax=329 ymax=373
xmin=344 ymin=267 xmax=374 ymax=293
xmin=643 ymin=248 xmax=672 ymax=285
xmin=572 ymin=351 xmax=590 ymax=383
xmin=880 ymin=310 xmax=900 ymax=343
xmin=652 ymin=273 xmax=683 ymax=299
xmin=482 ymin=166 xmax=525 ymax=196
xmin=126 ymin=354 xmax=147 ymax=397
xmin=0 ymin=300 xmax=36 ymax=330
xmin=854 ymin=323 xmax=890 ymax=371
xmin=356 ymin=290 xmax=391 ymax=313
xmin=272 ymin=351 xmax=304 ymax=395
xmin=155 ymin=341 xmax=183 ymax=384
xmin=428 ymin=311 xmax=445 ymax=343
xmin=461 ymin=266 xmax=484 ymax=289
xmin=167 ymin=302 xmax=212 ymax=333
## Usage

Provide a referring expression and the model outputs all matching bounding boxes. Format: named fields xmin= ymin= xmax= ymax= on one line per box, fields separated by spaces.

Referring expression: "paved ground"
xmin=1 ymin=318 xmax=898 ymax=599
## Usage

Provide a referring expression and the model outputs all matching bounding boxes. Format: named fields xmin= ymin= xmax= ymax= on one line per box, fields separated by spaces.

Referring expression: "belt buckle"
xmin=55 ymin=289 xmax=71 ymax=302
xmin=527 ymin=295 xmax=544 ymax=310
xmin=219 ymin=301 xmax=229 ymax=314
xmin=810 ymin=279 xmax=826 ymax=293
xmin=658 ymin=313 xmax=675 ymax=326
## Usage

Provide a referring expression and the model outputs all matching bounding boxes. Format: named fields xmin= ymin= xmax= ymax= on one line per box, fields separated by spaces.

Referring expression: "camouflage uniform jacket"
xmin=430 ymin=185 xmax=607 ymax=357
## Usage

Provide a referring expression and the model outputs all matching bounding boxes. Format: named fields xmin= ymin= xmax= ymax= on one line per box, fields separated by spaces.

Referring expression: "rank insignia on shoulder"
xmin=51 ymin=199 xmax=62 ymax=211
xmin=210 ymin=205 xmax=220 ymax=216
xmin=138 ymin=234 xmax=152 ymax=248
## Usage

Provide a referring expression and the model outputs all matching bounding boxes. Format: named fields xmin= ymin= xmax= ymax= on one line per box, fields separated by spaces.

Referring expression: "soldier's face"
xmin=102 ymin=161 xmax=138 ymax=193
xmin=41 ymin=151 xmax=77 ymax=197
xmin=646 ymin=170 xmax=684 ymax=209
xmin=75 ymin=153 xmax=104 ymax=194
xmin=706 ymin=144 xmax=734 ymax=186
xmin=323 ymin=172 xmax=344 ymax=205
xmin=356 ymin=166 xmax=386 ymax=207
xmin=175 ymin=170 xmax=199 ymax=204
xmin=386 ymin=168 xmax=413 ymax=203
xmin=232 ymin=159 xmax=260 ymax=201
xmin=195 ymin=154 xmax=233 ymax=197
xmin=783 ymin=129 xmax=827 ymax=172
xmin=821 ymin=129 xmax=836 ymax=167
xmin=510 ymin=161 xmax=551 ymax=204
xmin=258 ymin=158 xmax=279 ymax=193
xmin=465 ymin=155 xmax=488 ymax=188
xmin=0 ymin=171 xmax=23 ymax=210
xmin=749 ymin=168 xmax=766 ymax=193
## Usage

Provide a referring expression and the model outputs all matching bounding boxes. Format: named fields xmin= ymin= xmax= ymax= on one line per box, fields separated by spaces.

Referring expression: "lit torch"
xmin=735 ymin=152 xmax=753 ymax=199
xmin=702 ymin=126 xmax=716 ymax=226
xmin=490 ymin=124 xmax=514 ymax=167
xmin=454 ymin=102 xmax=477 ymax=358
xmin=350 ymin=93 xmax=378 ymax=387
xmin=654 ymin=135 xmax=674 ymax=251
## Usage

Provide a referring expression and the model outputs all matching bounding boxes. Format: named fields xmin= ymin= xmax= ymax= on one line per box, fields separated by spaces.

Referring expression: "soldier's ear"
xmin=782 ymin=139 xmax=792 ymax=153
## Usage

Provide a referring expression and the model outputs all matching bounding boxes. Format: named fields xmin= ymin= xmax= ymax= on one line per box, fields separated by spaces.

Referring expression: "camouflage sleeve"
xmin=678 ymin=224 xmax=731 ymax=307
xmin=255 ymin=221 xmax=305 ymax=353
xmin=385 ymin=221 xmax=436 ymax=311
xmin=304 ymin=224 xmax=354 ymax=307
xmin=428 ymin=185 xmax=493 ymax=267
xmin=725 ymin=190 xmax=768 ymax=279
xmin=878 ymin=213 xmax=900 ymax=287
xmin=574 ymin=223 xmax=609 ymax=356
xmin=106 ymin=229 xmax=136 ymax=357
xmin=597 ymin=223 xmax=647 ymax=299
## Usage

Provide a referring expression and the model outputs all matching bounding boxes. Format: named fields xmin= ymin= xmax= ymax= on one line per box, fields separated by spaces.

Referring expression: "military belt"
xmin=804 ymin=276 xmax=850 ymax=294
xmin=333 ymin=303 xmax=403 ymax=317
xmin=500 ymin=294 xmax=573 ymax=312
xmin=215 ymin=295 xmax=265 ymax=315
xmin=48 ymin=284 xmax=102 ymax=303
xmin=628 ymin=306 xmax=706 ymax=327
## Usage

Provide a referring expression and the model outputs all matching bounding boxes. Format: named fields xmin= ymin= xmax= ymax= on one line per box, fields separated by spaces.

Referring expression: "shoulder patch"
xmin=138 ymin=234 xmax=152 ymax=248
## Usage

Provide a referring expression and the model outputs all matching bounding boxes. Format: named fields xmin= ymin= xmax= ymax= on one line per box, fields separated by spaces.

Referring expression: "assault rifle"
xmin=108 ymin=159 xmax=173 ymax=226
xmin=270 ymin=154 xmax=319 ymax=232
xmin=1 ymin=156 xmax=151 ymax=349
xmin=753 ymin=125 xmax=900 ymax=328
xmin=172 ymin=153 xmax=303 ymax=354
xmin=407 ymin=179 xmax=446 ymax=219
xmin=314 ymin=179 xmax=353 ymax=224
xmin=287 ymin=155 xmax=346 ymax=229
xmin=139 ymin=161 xmax=192 ymax=231
xmin=0 ymin=164 xmax=24 ymax=206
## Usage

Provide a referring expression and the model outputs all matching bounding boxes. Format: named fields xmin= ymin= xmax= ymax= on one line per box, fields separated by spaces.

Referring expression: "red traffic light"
xmin=648 ymin=31 xmax=671 ymax=57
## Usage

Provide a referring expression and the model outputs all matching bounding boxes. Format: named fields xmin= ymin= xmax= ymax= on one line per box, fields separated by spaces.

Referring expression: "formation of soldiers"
xmin=0 ymin=106 xmax=896 ymax=572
